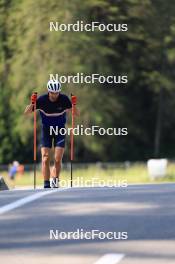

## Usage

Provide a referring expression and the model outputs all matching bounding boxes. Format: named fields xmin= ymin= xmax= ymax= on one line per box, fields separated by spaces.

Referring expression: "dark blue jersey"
xmin=36 ymin=93 xmax=72 ymax=127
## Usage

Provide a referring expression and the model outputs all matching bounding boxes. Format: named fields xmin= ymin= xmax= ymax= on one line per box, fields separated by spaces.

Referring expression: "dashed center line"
xmin=94 ymin=254 xmax=124 ymax=264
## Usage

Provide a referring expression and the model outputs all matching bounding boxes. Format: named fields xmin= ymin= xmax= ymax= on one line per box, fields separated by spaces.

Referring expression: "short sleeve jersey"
xmin=36 ymin=93 xmax=72 ymax=127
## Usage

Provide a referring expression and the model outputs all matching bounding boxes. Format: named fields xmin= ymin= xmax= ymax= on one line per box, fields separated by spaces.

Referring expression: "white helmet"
xmin=47 ymin=80 xmax=61 ymax=93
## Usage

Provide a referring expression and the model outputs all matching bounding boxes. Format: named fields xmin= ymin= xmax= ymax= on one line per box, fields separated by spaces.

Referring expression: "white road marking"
xmin=94 ymin=254 xmax=124 ymax=264
xmin=0 ymin=188 xmax=69 ymax=215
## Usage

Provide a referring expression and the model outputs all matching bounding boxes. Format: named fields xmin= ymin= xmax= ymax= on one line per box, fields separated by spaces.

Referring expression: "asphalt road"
xmin=0 ymin=183 xmax=175 ymax=264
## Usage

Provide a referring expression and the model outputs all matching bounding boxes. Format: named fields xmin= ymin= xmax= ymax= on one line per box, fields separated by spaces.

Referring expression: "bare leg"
xmin=53 ymin=147 xmax=64 ymax=180
xmin=41 ymin=147 xmax=51 ymax=180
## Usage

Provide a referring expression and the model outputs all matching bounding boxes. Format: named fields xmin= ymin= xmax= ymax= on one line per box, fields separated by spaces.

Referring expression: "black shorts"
xmin=40 ymin=126 xmax=65 ymax=148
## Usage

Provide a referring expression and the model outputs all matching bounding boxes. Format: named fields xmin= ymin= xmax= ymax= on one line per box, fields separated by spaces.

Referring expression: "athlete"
xmin=24 ymin=80 xmax=79 ymax=188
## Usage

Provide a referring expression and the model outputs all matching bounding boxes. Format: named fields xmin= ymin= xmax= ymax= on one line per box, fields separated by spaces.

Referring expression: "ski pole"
xmin=31 ymin=92 xmax=38 ymax=189
xmin=70 ymin=94 xmax=77 ymax=188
